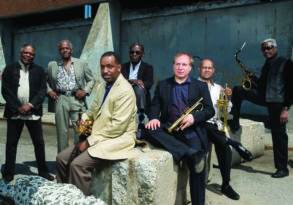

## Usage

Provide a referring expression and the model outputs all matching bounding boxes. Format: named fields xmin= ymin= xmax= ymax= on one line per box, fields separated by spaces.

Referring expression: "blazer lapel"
xmin=164 ymin=78 xmax=172 ymax=104
xmin=137 ymin=61 xmax=144 ymax=80
xmin=188 ymin=79 xmax=197 ymax=106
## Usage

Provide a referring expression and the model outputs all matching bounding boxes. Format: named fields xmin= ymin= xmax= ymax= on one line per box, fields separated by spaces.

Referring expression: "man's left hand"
xmin=75 ymin=89 xmax=87 ymax=100
xmin=280 ymin=109 xmax=289 ymax=124
xmin=78 ymin=140 xmax=89 ymax=152
xmin=179 ymin=114 xmax=195 ymax=130
xmin=20 ymin=103 xmax=33 ymax=113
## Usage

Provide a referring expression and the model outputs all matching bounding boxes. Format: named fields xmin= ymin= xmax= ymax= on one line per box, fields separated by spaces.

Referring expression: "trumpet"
xmin=235 ymin=42 xmax=257 ymax=91
xmin=217 ymin=86 xmax=230 ymax=133
xmin=167 ymin=97 xmax=203 ymax=133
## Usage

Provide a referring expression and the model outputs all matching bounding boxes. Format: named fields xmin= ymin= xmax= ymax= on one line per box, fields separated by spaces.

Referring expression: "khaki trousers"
xmin=56 ymin=145 xmax=104 ymax=195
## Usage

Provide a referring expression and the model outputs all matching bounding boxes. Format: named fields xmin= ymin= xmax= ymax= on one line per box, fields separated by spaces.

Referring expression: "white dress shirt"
xmin=198 ymin=77 xmax=232 ymax=127
xmin=128 ymin=61 xmax=142 ymax=80
xmin=11 ymin=61 xmax=40 ymax=120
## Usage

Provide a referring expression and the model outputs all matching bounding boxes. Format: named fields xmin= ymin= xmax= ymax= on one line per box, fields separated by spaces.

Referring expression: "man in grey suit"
xmin=47 ymin=40 xmax=95 ymax=152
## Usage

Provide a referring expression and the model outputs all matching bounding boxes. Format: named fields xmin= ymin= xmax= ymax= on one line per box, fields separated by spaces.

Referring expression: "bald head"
xmin=199 ymin=58 xmax=215 ymax=81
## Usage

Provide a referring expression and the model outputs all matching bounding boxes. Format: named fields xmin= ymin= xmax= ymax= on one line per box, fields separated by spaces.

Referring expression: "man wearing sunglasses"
xmin=229 ymin=38 xmax=293 ymax=178
xmin=121 ymin=43 xmax=154 ymax=136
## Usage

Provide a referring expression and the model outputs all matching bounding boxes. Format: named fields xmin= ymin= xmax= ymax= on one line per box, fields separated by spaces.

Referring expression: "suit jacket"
xmin=149 ymin=77 xmax=215 ymax=150
xmin=1 ymin=62 xmax=47 ymax=118
xmin=85 ymin=74 xmax=137 ymax=160
xmin=121 ymin=61 xmax=154 ymax=106
xmin=47 ymin=57 xmax=95 ymax=112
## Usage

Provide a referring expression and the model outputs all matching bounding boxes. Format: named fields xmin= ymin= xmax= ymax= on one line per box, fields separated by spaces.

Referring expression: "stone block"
xmin=91 ymin=148 xmax=189 ymax=205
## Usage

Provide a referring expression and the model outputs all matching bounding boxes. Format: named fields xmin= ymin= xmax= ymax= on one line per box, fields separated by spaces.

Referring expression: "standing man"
xmin=198 ymin=59 xmax=253 ymax=200
xmin=145 ymin=52 xmax=215 ymax=205
xmin=56 ymin=51 xmax=137 ymax=196
xmin=47 ymin=40 xmax=95 ymax=152
xmin=1 ymin=43 xmax=53 ymax=182
xmin=121 ymin=43 xmax=154 ymax=129
xmin=230 ymin=38 xmax=293 ymax=178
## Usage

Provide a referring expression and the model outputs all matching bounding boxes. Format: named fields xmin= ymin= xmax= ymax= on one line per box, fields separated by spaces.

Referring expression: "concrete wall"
xmin=13 ymin=20 xmax=91 ymax=69
xmin=120 ymin=0 xmax=293 ymax=115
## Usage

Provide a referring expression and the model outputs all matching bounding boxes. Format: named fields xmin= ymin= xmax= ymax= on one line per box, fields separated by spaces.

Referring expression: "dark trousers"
xmin=145 ymin=127 xmax=206 ymax=205
xmin=230 ymin=86 xmax=265 ymax=126
xmin=231 ymin=86 xmax=288 ymax=171
xmin=132 ymin=85 xmax=146 ymax=111
xmin=205 ymin=123 xmax=232 ymax=186
xmin=267 ymin=103 xmax=288 ymax=171
xmin=2 ymin=119 xmax=48 ymax=176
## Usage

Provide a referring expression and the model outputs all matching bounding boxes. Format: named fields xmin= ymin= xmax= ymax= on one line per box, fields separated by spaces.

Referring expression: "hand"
xmin=78 ymin=140 xmax=89 ymax=152
xmin=75 ymin=89 xmax=87 ymax=100
xmin=48 ymin=91 xmax=58 ymax=101
xmin=22 ymin=103 xmax=33 ymax=112
xmin=136 ymin=80 xmax=145 ymax=89
xmin=145 ymin=119 xmax=161 ymax=130
xmin=18 ymin=104 xmax=32 ymax=114
xmin=280 ymin=109 xmax=289 ymax=124
xmin=179 ymin=114 xmax=195 ymax=130
xmin=129 ymin=80 xmax=145 ymax=89
xmin=224 ymin=87 xmax=232 ymax=97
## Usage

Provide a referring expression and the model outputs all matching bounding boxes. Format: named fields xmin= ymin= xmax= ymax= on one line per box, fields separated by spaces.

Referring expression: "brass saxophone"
xmin=76 ymin=112 xmax=94 ymax=139
xmin=217 ymin=87 xmax=230 ymax=133
xmin=235 ymin=42 xmax=257 ymax=91
xmin=167 ymin=97 xmax=203 ymax=133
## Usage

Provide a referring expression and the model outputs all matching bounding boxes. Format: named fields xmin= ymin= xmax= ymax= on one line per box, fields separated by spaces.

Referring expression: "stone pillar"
xmin=80 ymin=1 xmax=121 ymax=105
xmin=0 ymin=23 xmax=6 ymax=104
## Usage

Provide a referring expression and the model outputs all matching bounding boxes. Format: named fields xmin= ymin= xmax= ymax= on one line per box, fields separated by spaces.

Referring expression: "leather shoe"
xmin=271 ymin=169 xmax=289 ymax=178
xmin=221 ymin=185 xmax=240 ymax=200
xmin=39 ymin=172 xmax=55 ymax=181
xmin=237 ymin=146 xmax=253 ymax=161
xmin=1 ymin=173 xmax=14 ymax=183
xmin=288 ymin=160 xmax=293 ymax=168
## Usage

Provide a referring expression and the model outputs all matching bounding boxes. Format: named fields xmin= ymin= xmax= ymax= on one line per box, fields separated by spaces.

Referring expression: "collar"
xmin=173 ymin=76 xmax=191 ymax=85
xmin=198 ymin=77 xmax=214 ymax=86
xmin=57 ymin=57 xmax=75 ymax=66
xmin=18 ymin=60 xmax=30 ymax=71
xmin=131 ymin=60 xmax=142 ymax=69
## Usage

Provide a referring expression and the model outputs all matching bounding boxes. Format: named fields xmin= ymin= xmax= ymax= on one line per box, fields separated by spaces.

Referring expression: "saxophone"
xmin=167 ymin=97 xmax=203 ymax=133
xmin=235 ymin=42 xmax=257 ymax=91
xmin=76 ymin=112 xmax=94 ymax=140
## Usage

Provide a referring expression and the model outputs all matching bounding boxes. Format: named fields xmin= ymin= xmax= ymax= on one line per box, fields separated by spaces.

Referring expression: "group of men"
xmin=1 ymin=38 xmax=292 ymax=205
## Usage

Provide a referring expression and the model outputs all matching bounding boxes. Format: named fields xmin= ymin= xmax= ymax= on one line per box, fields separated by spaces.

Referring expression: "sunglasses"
xmin=129 ymin=51 xmax=142 ymax=55
xmin=261 ymin=45 xmax=274 ymax=51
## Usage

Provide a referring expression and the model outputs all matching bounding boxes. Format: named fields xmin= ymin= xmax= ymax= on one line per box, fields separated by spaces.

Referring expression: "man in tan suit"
xmin=56 ymin=51 xmax=137 ymax=195
xmin=47 ymin=40 xmax=95 ymax=152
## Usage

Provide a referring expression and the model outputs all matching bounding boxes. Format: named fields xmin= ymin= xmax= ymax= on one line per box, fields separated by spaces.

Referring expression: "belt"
xmin=57 ymin=90 xmax=76 ymax=96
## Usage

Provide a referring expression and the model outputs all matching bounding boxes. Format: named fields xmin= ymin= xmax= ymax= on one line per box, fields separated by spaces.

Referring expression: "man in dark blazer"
xmin=145 ymin=52 xmax=215 ymax=205
xmin=121 ymin=43 xmax=154 ymax=130
xmin=1 ymin=44 xmax=53 ymax=182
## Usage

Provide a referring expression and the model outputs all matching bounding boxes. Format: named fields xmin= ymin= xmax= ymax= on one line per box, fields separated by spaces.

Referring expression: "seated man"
xmin=121 ymin=43 xmax=154 ymax=129
xmin=144 ymin=52 xmax=215 ymax=205
xmin=198 ymin=58 xmax=253 ymax=200
xmin=56 ymin=51 xmax=137 ymax=195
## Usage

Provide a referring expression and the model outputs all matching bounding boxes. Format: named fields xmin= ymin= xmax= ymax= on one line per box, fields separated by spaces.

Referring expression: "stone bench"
xmin=90 ymin=119 xmax=266 ymax=205
xmin=91 ymin=147 xmax=191 ymax=205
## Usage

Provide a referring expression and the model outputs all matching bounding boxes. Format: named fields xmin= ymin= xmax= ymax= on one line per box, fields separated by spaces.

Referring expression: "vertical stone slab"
xmin=80 ymin=2 xmax=121 ymax=105
xmin=0 ymin=24 xmax=6 ymax=104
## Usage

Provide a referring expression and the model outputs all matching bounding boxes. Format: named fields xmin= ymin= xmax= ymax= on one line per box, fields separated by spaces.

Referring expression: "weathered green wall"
xmin=120 ymin=0 xmax=293 ymax=115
